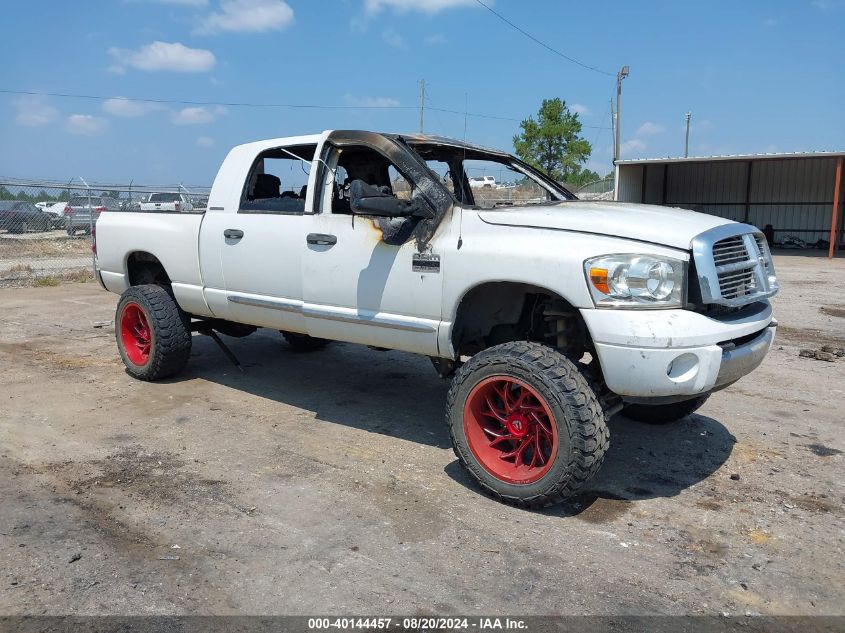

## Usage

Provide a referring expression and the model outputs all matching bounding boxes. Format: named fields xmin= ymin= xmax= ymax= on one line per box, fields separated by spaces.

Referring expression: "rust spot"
xmin=368 ymin=218 xmax=384 ymax=241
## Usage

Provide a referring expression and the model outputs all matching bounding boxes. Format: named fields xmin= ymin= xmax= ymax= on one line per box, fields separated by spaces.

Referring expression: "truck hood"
xmin=477 ymin=201 xmax=734 ymax=251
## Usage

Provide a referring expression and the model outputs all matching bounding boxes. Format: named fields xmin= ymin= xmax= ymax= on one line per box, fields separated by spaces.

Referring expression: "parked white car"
xmin=38 ymin=201 xmax=68 ymax=228
xmin=94 ymin=130 xmax=778 ymax=508
xmin=140 ymin=192 xmax=193 ymax=213
xmin=469 ymin=175 xmax=497 ymax=188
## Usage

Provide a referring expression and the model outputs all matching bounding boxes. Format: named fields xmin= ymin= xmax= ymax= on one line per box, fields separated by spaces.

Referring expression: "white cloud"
xmin=171 ymin=105 xmax=227 ymax=125
xmin=424 ymin=33 xmax=446 ymax=45
xmin=102 ymin=97 xmax=164 ymax=117
xmin=194 ymin=0 xmax=294 ymax=34
xmin=620 ymin=138 xmax=647 ymax=156
xmin=365 ymin=0 xmax=478 ymax=14
xmin=67 ymin=114 xmax=108 ymax=136
xmin=571 ymin=103 xmax=590 ymax=116
xmin=811 ymin=0 xmax=843 ymax=9
xmin=14 ymin=95 xmax=59 ymax=127
xmin=196 ymin=136 xmax=215 ymax=147
xmin=343 ymin=95 xmax=400 ymax=108
xmin=382 ymin=27 xmax=407 ymax=49
xmin=764 ymin=16 xmax=778 ymax=26
xmin=108 ymin=41 xmax=216 ymax=73
xmin=636 ymin=121 xmax=665 ymax=136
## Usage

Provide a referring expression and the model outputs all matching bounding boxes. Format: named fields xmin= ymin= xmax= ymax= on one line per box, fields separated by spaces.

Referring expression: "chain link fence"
xmin=1 ymin=173 xmax=616 ymax=287
xmin=573 ymin=175 xmax=615 ymax=200
xmin=0 ymin=179 xmax=210 ymax=287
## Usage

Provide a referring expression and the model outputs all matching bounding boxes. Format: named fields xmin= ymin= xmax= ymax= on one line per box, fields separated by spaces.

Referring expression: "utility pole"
xmin=614 ymin=66 xmax=630 ymax=163
xmin=684 ymin=111 xmax=692 ymax=158
xmin=610 ymin=97 xmax=616 ymax=151
xmin=419 ymin=79 xmax=426 ymax=134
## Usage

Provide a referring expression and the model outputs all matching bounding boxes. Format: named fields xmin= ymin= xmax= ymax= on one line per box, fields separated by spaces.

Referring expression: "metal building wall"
xmin=748 ymin=158 xmax=834 ymax=244
xmin=616 ymin=163 xmax=643 ymax=202
xmin=617 ymin=157 xmax=839 ymax=244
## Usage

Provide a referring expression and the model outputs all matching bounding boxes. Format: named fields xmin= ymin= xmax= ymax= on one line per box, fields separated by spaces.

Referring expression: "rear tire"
xmin=66 ymin=226 xmax=75 ymax=236
xmin=281 ymin=331 xmax=330 ymax=352
xmin=447 ymin=341 xmax=609 ymax=509
xmin=115 ymin=284 xmax=192 ymax=381
xmin=623 ymin=394 xmax=710 ymax=424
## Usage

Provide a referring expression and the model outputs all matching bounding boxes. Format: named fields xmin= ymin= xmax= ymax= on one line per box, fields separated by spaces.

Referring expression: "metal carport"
xmin=615 ymin=152 xmax=844 ymax=258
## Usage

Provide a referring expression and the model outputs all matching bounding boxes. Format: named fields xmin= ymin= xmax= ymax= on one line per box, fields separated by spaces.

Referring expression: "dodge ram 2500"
xmin=94 ymin=130 xmax=778 ymax=508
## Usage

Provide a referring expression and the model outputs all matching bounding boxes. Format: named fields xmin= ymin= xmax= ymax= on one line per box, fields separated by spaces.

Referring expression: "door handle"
xmin=224 ymin=229 xmax=244 ymax=239
xmin=306 ymin=233 xmax=337 ymax=246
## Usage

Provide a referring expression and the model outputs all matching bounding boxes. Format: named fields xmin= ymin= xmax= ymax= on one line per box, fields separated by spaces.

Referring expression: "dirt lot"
xmin=0 ymin=252 xmax=843 ymax=616
xmin=0 ymin=232 xmax=93 ymax=286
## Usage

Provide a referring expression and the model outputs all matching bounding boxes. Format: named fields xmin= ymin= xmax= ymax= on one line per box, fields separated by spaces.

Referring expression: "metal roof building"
xmin=615 ymin=151 xmax=845 ymax=258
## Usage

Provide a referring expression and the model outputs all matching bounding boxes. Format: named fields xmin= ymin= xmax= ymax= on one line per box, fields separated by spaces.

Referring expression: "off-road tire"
xmin=281 ymin=331 xmax=330 ymax=352
xmin=447 ymin=341 xmax=610 ymax=509
xmin=623 ymin=394 xmax=710 ymax=424
xmin=115 ymin=284 xmax=192 ymax=381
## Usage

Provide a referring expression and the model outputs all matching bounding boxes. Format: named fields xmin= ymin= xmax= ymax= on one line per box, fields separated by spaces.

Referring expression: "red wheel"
xmin=463 ymin=376 xmax=558 ymax=484
xmin=119 ymin=302 xmax=152 ymax=366
xmin=115 ymin=285 xmax=191 ymax=381
xmin=446 ymin=341 xmax=609 ymax=508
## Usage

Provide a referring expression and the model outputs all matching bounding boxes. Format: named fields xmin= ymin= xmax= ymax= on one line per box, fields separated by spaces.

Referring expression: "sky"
xmin=0 ymin=0 xmax=843 ymax=186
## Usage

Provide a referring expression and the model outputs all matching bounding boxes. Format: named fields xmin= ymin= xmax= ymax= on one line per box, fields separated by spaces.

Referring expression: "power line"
xmin=472 ymin=0 xmax=613 ymax=77
xmin=0 ymin=89 xmax=417 ymax=111
xmin=0 ymin=88 xmax=611 ymax=130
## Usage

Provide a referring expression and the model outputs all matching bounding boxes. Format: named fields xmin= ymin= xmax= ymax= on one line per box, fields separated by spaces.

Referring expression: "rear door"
xmin=199 ymin=141 xmax=319 ymax=331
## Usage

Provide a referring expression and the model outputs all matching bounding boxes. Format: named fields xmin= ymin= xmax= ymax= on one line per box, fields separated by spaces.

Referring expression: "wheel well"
xmin=126 ymin=252 xmax=171 ymax=287
xmin=451 ymin=282 xmax=593 ymax=360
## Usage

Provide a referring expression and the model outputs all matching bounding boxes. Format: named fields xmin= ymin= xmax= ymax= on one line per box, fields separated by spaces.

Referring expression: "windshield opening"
xmin=405 ymin=142 xmax=575 ymax=209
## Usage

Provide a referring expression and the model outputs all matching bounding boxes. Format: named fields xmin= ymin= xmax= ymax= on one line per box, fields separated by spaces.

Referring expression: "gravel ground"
xmin=0 ymin=252 xmax=842 ymax=616
xmin=0 ymin=232 xmax=93 ymax=285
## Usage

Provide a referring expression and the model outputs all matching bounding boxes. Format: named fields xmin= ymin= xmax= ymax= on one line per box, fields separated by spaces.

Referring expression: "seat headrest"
xmin=253 ymin=173 xmax=281 ymax=199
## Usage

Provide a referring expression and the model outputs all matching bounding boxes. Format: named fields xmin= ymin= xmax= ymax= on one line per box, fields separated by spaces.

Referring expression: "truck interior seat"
xmin=252 ymin=173 xmax=281 ymax=199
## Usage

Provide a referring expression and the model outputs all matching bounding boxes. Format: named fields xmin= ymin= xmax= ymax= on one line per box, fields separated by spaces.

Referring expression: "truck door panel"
xmin=301 ymin=142 xmax=444 ymax=356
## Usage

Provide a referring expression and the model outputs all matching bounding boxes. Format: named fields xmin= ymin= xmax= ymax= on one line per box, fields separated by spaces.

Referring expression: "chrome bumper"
xmin=714 ymin=323 xmax=776 ymax=389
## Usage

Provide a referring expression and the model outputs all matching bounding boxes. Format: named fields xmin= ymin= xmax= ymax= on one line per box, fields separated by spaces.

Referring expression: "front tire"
xmin=115 ymin=285 xmax=192 ymax=381
xmin=623 ymin=394 xmax=710 ymax=424
xmin=447 ymin=341 xmax=609 ymax=509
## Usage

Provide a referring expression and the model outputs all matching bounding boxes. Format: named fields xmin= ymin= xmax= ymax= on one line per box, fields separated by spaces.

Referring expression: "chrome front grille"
xmin=692 ymin=225 xmax=779 ymax=307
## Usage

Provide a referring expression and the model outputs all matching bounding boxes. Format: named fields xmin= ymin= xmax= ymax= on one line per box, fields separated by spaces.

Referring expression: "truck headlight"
xmin=584 ymin=254 xmax=686 ymax=308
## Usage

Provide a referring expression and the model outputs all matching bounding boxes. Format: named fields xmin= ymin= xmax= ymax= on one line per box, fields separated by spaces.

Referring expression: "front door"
xmin=301 ymin=140 xmax=445 ymax=356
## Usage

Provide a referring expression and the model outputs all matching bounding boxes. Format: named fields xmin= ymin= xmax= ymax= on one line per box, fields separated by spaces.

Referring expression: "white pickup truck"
xmin=95 ymin=130 xmax=778 ymax=508
xmin=139 ymin=192 xmax=194 ymax=213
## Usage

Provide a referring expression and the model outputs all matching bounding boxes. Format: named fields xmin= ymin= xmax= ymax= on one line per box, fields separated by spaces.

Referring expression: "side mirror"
xmin=349 ymin=180 xmax=435 ymax=219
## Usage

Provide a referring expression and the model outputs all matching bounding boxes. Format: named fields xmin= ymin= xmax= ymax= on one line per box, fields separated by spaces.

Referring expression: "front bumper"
xmin=581 ymin=302 xmax=776 ymax=397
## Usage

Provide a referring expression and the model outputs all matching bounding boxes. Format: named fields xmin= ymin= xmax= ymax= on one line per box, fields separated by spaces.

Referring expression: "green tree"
xmin=566 ymin=168 xmax=601 ymax=189
xmin=513 ymin=98 xmax=593 ymax=184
